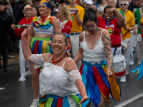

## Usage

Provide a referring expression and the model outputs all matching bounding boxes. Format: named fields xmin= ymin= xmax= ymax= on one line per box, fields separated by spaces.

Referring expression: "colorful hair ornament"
xmin=40 ymin=0 xmax=50 ymax=8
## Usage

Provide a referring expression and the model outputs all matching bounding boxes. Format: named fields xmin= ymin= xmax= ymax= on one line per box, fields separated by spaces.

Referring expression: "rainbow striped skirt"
xmin=30 ymin=37 xmax=51 ymax=72
xmin=30 ymin=37 xmax=52 ymax=54
xmin=38 ymin=94 xmax=82 ymax=107
xmin=80 ymin=60 xmax=121 ymax=107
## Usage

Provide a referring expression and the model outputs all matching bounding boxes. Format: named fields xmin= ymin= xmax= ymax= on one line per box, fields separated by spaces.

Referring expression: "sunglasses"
xmin=120 ymin=4 xmax=127 ymax=6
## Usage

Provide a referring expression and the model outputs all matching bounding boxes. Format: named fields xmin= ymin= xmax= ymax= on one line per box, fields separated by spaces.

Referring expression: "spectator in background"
xmin=14 ymin=0 xmax=25 ymax=24
xmin=68 ymin=0 xmax=84 ymax=69
xmin=96 ymin=6 xmax=105 ymax=17
xmin=5 ymin=1 xmax=15 ymax=59
xmin=26 ymin=0 xmax=33 ymax=6
xmin=85 ymin=0 xmax=93 ymax=9
xmin=31 ymin=5 xmax=38 ymax=17
xmin=0 ymin=1 xmax=14 ymax=72
xmin=119 ymin=0 xmax=135 ymax=79
xmin=13 ymin=5 xmax=33 ymax=81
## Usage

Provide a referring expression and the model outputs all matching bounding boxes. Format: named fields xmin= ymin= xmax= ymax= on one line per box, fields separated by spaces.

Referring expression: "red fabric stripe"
xmin=92 ymin=66 xmax=110 ymax=98
xmin=56 ymin=98 xmax=63 ymax=107
xmin=33 ymin=41 xmax=39 ymax=54
xmin=37 ymin=68 xmax=41 ymax=73
xmin=80 ymin=63 xmax=84 ymax=76
xmin=115 ymin=69 xmax=126 ymax=77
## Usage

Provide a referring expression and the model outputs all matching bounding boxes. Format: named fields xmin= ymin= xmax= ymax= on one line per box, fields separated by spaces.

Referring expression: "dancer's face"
xmin=85 ymin=21 xmax=97 ymax=34
xmin=39 ymin=3 xmax=49 ymax=15
xmin=51 ymin=34 xmax=67 ymax=55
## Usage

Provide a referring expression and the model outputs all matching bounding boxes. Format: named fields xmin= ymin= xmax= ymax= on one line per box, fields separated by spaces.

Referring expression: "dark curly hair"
xmin=83 ymin=8 xmax=97 ymax=27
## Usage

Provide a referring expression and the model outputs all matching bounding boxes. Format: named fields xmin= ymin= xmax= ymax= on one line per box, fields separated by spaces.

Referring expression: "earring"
xmin=95 ymin=26 xmax=99 ymax=31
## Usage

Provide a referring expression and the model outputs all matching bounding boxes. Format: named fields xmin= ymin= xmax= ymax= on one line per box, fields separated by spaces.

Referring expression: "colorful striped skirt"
xmin=38 ymin=94 xmax=82 ymax=107
xmin=80 ymin=60 xmax=121 ymax=107
xmin=30 ymin=37 xmax=52 ymax=54
xmin=30 ymin=37 xmax=51 ymax=72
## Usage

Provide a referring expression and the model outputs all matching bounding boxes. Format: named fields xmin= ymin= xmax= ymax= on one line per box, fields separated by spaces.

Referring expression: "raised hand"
xmin=21 ymin=25 xmax=32 ymax=38
xmin=79 ymin=96 xmax=89 ymax=105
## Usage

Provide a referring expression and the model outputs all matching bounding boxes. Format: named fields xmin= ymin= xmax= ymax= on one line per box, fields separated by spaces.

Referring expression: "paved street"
xmin=1 ymin=58 xmax=143 ymax=107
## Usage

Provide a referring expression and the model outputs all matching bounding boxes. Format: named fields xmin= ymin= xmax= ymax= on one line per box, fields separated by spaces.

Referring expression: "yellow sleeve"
xmin=130 ymin=13 xmax=135 ymax=26
xmin=78 ymin=7 xmax=84 ymax=21
xmin=140 ymin=17 xmax=143 ymax=23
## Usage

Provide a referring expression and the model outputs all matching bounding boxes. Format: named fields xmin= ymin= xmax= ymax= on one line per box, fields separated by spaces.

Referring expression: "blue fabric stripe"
xmin=31 ymin=40 xmax=37 ymax=53
xmin=51 ymin=98 xmax=58 ymax=107
xmin=62 ymin=97 xmax=69 ymax=107
xmin=37 ymin=41 xmax=43 ymax=54
xmin=87 ymin=66 xmax=100 ymax=107
xmin=81 ymin=64 xmax=90 ymax=107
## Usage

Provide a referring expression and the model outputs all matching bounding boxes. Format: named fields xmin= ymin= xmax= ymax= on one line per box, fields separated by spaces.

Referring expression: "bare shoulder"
xmin=79 ymin=32 xmax=84 ymax=42
xmin=64 ymin=57 xmax=78 ymax=72
xmin=52 ymin=16 xmax=58 ymax=21
xmin=42 ymin=53 xmax=52 ymax=62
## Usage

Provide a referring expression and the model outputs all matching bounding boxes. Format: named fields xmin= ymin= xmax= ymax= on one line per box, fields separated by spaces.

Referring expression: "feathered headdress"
xmin=40 ymin=0 xmax=50 ymax=8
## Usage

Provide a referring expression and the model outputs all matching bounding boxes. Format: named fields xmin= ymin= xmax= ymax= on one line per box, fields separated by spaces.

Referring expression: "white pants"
xmin=19 ymin=40 xmax=26 ymax=77
xmin=112 ymin=47 xmax=122 ymax=55
xmin=70 ymin=34 xmax=81 ymax=69
xmin=67 ymin=96 xmax=79 ymax=107
xmin=123 ymin=38 xmax=131 ymax=72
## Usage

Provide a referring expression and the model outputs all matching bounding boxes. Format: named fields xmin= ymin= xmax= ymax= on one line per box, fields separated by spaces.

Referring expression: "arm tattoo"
xmin=104 ymin=34 xmax=111 ymax=42
xmin=104 ymin=34 xmax=113 ymax=70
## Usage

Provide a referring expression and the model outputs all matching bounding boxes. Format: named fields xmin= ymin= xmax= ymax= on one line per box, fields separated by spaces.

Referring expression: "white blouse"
xmin=80 ymin=30 xmax=106 ymax=64
xmin=30 ymin=54 xmax=82 ymax=96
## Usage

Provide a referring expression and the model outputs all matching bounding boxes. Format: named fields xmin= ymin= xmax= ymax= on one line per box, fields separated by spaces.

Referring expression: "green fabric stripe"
xmin=33 ymin=37 xmax=50 ymax=41
xmin=30 ymin=37 xmax=50 ymax=50
xmin=46 ymin=42 xmax=50 ymax=53
xmin=72 ymin=95 xmax=82 ymax=107
xmin=45 ymin=97 xmax=54 ymax=107
xmin=30 ymin=38 xmax=35 ymax=49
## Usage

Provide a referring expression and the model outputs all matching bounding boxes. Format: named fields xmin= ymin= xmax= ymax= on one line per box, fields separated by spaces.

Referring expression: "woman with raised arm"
xmin=27 ymin=0 xmax=60 ymax=106
xmin=74 ymin=8 xmax=121 ymax=107
xmin=21 ymin=25 xmax=89 ymax=107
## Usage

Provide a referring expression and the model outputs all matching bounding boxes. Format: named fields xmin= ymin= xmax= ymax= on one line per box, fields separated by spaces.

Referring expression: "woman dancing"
xmin=21 ymin=26 xmax=89 ymax=106
xmin=27 ymin=0 xmax=60 ymax=106
xmin=74 ymin=8 xmax=121 ymax=107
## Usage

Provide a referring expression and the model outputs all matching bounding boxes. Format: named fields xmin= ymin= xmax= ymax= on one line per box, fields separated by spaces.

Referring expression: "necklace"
xmin=52 ymin=55 xmax=65 ymax=63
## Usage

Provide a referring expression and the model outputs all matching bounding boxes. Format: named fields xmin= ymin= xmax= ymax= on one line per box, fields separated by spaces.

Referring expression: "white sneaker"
xmin=30 ymin=99 xmax=39 ymax=107
xmin=120 ymin=76 xmax=126 ymax=83
xmin=25 ymin=71 xmax=31 ymax=75
xmin=129 ymin=61 xmax=134 ymax=65
xmin=126 ymin=71 xmax=129 ymax=76
xmin=19 ymin=77 xmax=26 ymax=81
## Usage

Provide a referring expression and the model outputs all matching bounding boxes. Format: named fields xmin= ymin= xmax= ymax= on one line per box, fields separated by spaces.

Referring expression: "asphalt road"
xmin=1 ymin=58 xmax=143 ymax=107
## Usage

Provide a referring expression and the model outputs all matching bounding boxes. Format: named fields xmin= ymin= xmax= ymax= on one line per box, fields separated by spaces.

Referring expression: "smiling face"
xmin=39 ymin=3 xmax=49 ymax=15
xmin=57 ymin=6 xmax=65 ymax=18
xmin=104 ymin=8 xmax=114 ymax=21
xmin=51 ymin=34 xmax=67 ymax=55
xmin=24 ymin=8 xmax=32 ymax=17
xmin=31 ymin=7 xmax=37 ymax=17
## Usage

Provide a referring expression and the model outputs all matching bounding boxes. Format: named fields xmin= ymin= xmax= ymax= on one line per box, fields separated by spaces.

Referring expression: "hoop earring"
xmin=95 ymin=27 xmax=99 ymax=31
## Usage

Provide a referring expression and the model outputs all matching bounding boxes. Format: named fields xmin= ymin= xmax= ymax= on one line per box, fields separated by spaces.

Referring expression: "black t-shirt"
xmin=0 ymin=11 xmax=14 ymax=38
